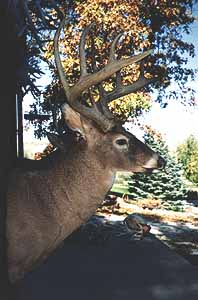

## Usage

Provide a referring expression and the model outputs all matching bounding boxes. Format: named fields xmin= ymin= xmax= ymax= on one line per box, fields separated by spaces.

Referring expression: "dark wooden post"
xmin=17 ymin=93 xmax=24 ymax=158
xmin=0 ymin=2 xmax=19 ymax=298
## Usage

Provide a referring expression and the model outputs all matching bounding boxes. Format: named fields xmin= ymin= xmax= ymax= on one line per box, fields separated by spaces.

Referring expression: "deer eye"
xmin=116 ymin=139 xmax=128 ymax=146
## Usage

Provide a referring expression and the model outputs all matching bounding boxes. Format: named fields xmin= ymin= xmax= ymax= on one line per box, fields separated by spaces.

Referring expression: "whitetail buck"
xmin=6 ymin=18 xmax=165 ymax=283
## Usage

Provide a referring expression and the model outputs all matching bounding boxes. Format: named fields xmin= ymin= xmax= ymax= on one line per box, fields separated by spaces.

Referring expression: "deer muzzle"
xmin=142 ymin=153 xmax=166 ymax=171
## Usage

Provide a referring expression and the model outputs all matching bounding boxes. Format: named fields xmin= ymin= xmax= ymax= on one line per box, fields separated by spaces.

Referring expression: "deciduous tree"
xmin=31 ymin=0 xmax=197 ymax=137
xmin=177 ymin=135 xmax=198 ymax=184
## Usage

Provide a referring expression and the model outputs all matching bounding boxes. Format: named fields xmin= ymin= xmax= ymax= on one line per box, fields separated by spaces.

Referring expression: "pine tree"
xmin=128 ymin=127 xmax=187 ymax=202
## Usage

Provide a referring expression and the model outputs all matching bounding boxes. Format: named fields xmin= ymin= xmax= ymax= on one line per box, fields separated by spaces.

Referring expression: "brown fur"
xmin=6 ymin=107 xmax=164 ymax=282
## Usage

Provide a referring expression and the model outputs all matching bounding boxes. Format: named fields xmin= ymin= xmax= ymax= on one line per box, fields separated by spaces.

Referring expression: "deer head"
xmin=52 ymin=18 xmax=165 ymax=173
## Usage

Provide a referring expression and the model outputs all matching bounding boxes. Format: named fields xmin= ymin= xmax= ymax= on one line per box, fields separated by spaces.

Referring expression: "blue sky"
xmin=23 ymin=7 xmax=198 ymax=152
xmin=141 ymin=5 xmax=198 ymax=150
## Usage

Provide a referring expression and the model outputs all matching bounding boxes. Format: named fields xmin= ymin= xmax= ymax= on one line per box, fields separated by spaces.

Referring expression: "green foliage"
xmin=111 ymin=172 xmax=131 ymax=195
xmin=177 ymin=135 xmax=198 ymax=184
xmin=162 ymin=200 xmax=184 ymax=212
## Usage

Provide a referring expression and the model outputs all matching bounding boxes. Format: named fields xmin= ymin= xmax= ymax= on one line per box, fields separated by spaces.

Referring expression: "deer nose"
xmin=157 ymin=156 xmax=166 ymax=169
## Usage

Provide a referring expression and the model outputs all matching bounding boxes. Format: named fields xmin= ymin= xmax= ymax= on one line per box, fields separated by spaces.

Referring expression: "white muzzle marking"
xmin=142 ymin=154 xmax=159 ymax=169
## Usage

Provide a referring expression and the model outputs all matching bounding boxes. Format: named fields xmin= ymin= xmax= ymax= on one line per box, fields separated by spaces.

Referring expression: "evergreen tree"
xmin=128 ymin=127 xmax=187 ymax=201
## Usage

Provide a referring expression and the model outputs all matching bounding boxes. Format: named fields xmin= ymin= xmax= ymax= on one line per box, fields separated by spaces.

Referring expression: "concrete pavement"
xmin=16 ymin=232 xmax=198 ymax=300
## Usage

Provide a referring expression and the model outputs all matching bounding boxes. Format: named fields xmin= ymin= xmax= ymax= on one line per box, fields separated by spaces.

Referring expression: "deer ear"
xmin=61 ymin=103 xmax=98 ymax=142
xmin=61 ymin=103 xmax=86 ymax=138
xmin=47 ymin=133 xmax=65 ymax=150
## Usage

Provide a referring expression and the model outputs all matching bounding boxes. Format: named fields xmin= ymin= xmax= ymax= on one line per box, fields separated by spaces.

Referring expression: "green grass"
xmin=111 ymin=172 xmax=131 ymax=196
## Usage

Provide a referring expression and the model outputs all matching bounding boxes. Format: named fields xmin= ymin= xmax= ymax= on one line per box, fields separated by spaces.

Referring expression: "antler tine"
xmin=97 ymin=84 xmax=114 ymax=120
xmin=54 ymin=18 xmax=116 ymax=132
xmin=54 ymin=17 xmax=71 ymax=101
xmin=139 ymin=60 xmax=145 ymax=77
xmin=109 ymin=33 xmax=123 ymax=62
xmin=54 ymin=17 xmax=156 ymax=132
xmin=80 ymin=23 xmax=95 ymax=77
xmin=102 ymin=74 xmax=157 ymax=104
xmin=69 ymin=48 xmax=153 ymax=101
xmin=100 ymin=34 xmax=122 ymax=108
xmin=116 ymin=71 xmax=122 ymax=86
xmin=100 ymin=50 xmax=156 ymax=104
xmin=89 ymin=35 xmax=113 ymax=120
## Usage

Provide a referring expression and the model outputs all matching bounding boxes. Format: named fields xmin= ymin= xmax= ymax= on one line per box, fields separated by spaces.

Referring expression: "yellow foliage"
xmin=109 ymin=92 xmax=151 ymax=120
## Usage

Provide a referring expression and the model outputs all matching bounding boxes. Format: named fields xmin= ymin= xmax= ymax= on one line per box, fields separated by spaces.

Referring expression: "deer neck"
xmin=47 ymin=147 xmax=115 ymax=238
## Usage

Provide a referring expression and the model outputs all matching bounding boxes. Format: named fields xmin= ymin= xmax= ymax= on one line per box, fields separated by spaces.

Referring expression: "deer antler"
xmin=54 ymin=17 xmax=156 ymax=132
xmin=101 ymin=60 xmax=157 ymax=104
